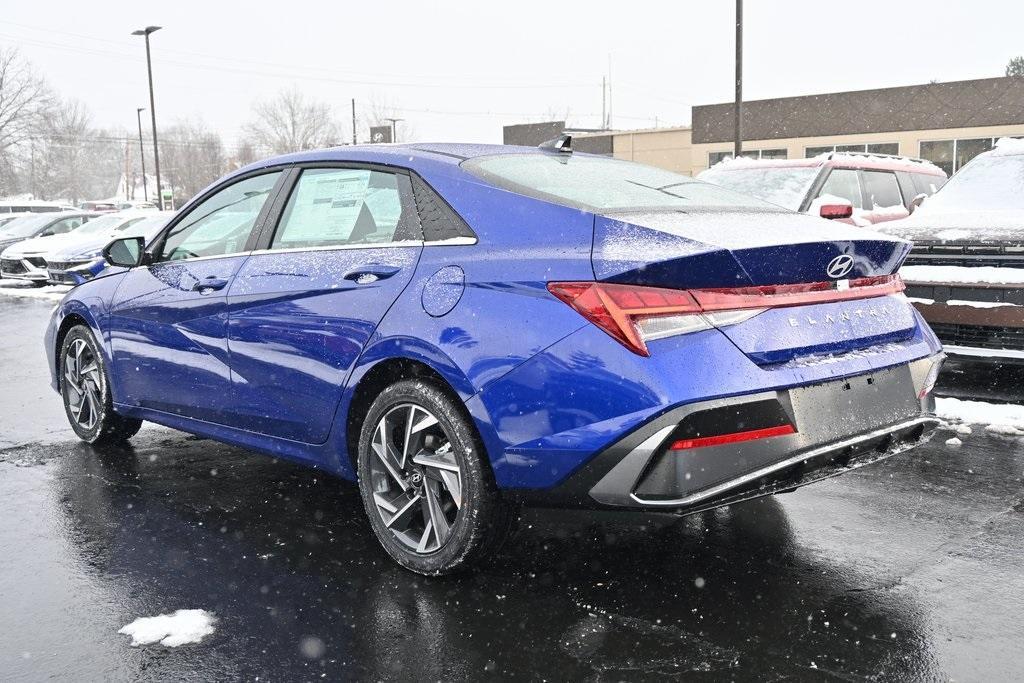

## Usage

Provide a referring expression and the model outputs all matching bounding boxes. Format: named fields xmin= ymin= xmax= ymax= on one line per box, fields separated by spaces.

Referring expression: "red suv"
xmin=698 ymin=152 xmax=947 ymax=225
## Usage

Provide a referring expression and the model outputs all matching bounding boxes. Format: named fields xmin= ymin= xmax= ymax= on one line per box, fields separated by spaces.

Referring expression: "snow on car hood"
xmin=0 ymin=233 xmax=71 ymax=257
xmin=46 ymin=230 xmax=125 ymax=260
xmin=880 ymin=209 xmax=1024 ymax=242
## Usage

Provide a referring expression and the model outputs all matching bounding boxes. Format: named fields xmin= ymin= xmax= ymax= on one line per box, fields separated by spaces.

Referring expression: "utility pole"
xmin=136 ymin=107 xmax=149 ymax=201
xmin=385 ymin=117 xmax=404 ymax=143
xmin=124 ymin=140 xmax=131 ymax=200
xmin=733 ymin=0 xmax=743 ymax=159
xmin=132 ymin=26 xmax=163 ymax=209
xmin=351 ymin=99 xmax=357 ymax=145
xmin=607 ymin=54 xmax=613 ymax=129
xmin=601 ymin=76 xmax=606 ymax=130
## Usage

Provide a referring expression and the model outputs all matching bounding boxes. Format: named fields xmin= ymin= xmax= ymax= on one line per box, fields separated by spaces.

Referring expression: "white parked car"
xmin=0 ymin=200 xmax=77 ymax=214
xmin=0 ymin=211 xmax=155 ymax=284
xmin=47 ymin=211 xmax=174 ymax=284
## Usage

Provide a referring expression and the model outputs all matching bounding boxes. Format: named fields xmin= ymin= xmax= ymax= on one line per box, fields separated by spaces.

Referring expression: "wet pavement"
xmin=1 ymin=295 xmax=1023 ymax=681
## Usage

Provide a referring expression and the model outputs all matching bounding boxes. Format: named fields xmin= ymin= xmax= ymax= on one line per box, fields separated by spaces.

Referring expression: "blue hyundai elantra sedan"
xmin=44 ymin=141 xmax=944 ymax=574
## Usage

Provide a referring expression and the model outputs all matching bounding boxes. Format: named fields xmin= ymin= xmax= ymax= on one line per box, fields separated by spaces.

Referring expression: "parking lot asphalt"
xmin=1 ymin=294 xmax=1023 ymax=681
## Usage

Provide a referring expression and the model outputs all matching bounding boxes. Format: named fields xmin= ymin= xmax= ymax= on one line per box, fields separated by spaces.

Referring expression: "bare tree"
xmin=358 ymin=91 xmax=415 ymax=143
xmin=160 ymin=118 xmax=226 ymax=203
xmin=1007 ymin=56 xmax=1024 ymax=78
xmin=244 ymin=87 xmax=342 ymax=154
xmin=0 ymin=48 xmax=52 ymax=156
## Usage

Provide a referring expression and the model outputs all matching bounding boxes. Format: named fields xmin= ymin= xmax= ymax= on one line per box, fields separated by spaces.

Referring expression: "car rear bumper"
xmin=528 ymin=354 xmax=942 ymax=512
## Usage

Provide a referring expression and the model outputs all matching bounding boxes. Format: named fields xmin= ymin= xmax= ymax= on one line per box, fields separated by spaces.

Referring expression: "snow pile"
xmin=936 ymin=397 xmax=1024 ymax=436
xmin=945 ymin=437 xmax=962 ymax=447
xmin=118 ymin=609 xmax=216 ymax=647
xmin=0 ymin=282 xmax=70 ymax=302
xmin=994 ymin=136 xmax=1024 ymax=155
xmin=900 ymin=265 xmax=1024 ymax=285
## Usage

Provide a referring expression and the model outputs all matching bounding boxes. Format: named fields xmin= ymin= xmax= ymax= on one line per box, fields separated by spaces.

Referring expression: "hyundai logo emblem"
xmin=826 ymin=254 xmax=854 ymax=279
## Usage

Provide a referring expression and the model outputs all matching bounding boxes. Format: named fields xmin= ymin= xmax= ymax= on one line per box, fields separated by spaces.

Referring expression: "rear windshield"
xmin=698 ymin=165 xmax=820 ymax=211
xmin=462 ymin=154 xmax=782 ymax=212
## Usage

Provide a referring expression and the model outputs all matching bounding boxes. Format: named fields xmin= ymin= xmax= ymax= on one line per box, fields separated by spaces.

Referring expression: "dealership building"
xmin=504 ymin=76 xmax=1024 ymax=177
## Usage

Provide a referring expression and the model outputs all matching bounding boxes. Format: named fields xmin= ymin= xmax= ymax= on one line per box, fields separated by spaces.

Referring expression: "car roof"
xmin=706 ymin=153 xmax=946 ymax=176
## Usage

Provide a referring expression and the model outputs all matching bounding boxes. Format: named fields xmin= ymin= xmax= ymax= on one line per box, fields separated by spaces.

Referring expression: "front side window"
xmin=817 ymin=168 xmax=862 ymax=208
xmin=270 ymin=168 xmax=415 ymax=250
xmin=41 ymin=216 xmax=87 ymax=236
xmin=158 ymin=172 xmax=281 ymax=262
xmin=861 ymin=171 xmax=903 ymax=209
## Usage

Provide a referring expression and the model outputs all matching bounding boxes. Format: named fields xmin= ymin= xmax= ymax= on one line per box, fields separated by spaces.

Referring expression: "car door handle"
xmin=343 ymin=265 xmax=401 ymax=284
xmin=192 ymin=277 xmax=229 ymax=293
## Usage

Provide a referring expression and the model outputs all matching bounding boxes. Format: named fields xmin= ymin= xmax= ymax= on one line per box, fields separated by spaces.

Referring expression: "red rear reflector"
xmin=669 ymin=424 xmax=796 ymax=450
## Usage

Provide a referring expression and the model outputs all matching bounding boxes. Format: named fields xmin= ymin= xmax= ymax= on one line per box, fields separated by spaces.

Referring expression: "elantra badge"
xmin=827 ymin=254 xmax=854 ymax=279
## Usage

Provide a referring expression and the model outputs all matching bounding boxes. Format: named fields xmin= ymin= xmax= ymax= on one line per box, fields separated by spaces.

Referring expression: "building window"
xmin=919 ymin=137 xmax=1012 ymax=175
xmin=805 ymin=142 xmax=900 ymax=158
xmin=708 ymin=148 xmax=788 ymax=166
xmin=868 ymin=143 xmax=900 ymax=155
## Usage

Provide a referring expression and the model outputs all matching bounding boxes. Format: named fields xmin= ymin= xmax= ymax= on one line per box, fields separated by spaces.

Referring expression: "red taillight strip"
xmin=690 ymin=274 xmax=904 ymax=311
xmin=546 ymin=274 xmax=905 ymax=357
xmin=669 ymin=424 xmax=796 ymax=450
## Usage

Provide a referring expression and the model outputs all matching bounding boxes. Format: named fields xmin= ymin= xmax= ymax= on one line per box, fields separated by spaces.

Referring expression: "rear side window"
xmin=270 ymin=169 xmax=419 ymax=250
xmin=410 ymin=174 xmax=475 ymax=242
xmin=861 ymin=171 xmax=903 ymax=209
xmin=42 ymin=216 xmax=86 ymax=236
xmin=462 ymin=153 xmax=780 ymax=212
xmin=912 ymin=173 xmax=946 ymax=196
xmin=818 ymin=168 xmax=862 ymax=208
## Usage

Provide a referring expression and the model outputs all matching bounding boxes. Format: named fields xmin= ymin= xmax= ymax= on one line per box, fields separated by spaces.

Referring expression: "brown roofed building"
xmin=509 ymin=76 xmax=1024 ymax=177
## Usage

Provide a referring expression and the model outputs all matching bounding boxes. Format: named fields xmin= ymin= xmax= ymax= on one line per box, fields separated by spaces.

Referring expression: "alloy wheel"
xmin=64 ymin=338 xmax=103 ymax=431
xmin=369 ymin=403 xmax=462 ymax=554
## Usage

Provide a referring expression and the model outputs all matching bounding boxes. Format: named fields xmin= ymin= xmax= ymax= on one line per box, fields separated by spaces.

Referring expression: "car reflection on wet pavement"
xmin=2 ymin=297 xmax=1023 ymax=681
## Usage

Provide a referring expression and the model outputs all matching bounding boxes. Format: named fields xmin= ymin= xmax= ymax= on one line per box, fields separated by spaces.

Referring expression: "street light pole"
xmin=132 ymin=26 xmax=163 ymax=209
xmin=384 ymin=117 xmax=404 ymax=143
xmin=733 ymin=0 xmax=743 ymax=159
xmin=136 ymin=107 xmax=149 ymax=202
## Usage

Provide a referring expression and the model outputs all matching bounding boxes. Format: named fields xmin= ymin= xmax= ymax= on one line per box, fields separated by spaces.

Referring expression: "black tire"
xmin=59 ymin=325 xmax=143 ymax=445
xmin=356 ymin=378 xmax=516 ymax=575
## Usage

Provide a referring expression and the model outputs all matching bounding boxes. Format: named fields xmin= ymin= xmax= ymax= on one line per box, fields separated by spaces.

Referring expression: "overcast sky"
xmin=2 ymin=1 xmax=1022 ymax=153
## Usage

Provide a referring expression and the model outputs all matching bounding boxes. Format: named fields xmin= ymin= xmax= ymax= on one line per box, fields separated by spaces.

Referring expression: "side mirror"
xmin=909 ymin=193 xmax=927 ymax=213
xmin=103 ymin=236 xmax=146 ymax=268
xmin=819 ymin=202 xmax=854 ymax=220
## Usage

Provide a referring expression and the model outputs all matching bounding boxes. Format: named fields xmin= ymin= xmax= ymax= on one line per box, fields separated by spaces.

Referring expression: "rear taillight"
xmin=547 ymin=274 xmax=904 ymax=356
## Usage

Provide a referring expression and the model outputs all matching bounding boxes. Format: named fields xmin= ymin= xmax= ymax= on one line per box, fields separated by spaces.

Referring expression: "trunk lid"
xmin=593 ymin=210 xmax=918 ymax=364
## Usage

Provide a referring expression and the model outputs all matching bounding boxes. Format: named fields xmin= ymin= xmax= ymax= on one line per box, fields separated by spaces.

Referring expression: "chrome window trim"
xmin=145 ymin=235 xmax=478 ymax=264
xmin=149 ymin=251 xmax=252 ymax=266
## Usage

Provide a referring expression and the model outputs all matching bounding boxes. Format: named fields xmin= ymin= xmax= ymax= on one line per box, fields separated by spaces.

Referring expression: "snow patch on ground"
xmin=945 ymin=437 xmax=962 ymax=447
xmin=901 ymin=265 xmax=1024 ymax=285
xmin=118 ymin=609 xmax=216 ymax=647
xmin=936 ymin=397 xmax=1024 ymax=437
xmin=0 ymin=281 xmax=69 ymax=302
xmin=945 ymin=299 xmax=1018 ymax=309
